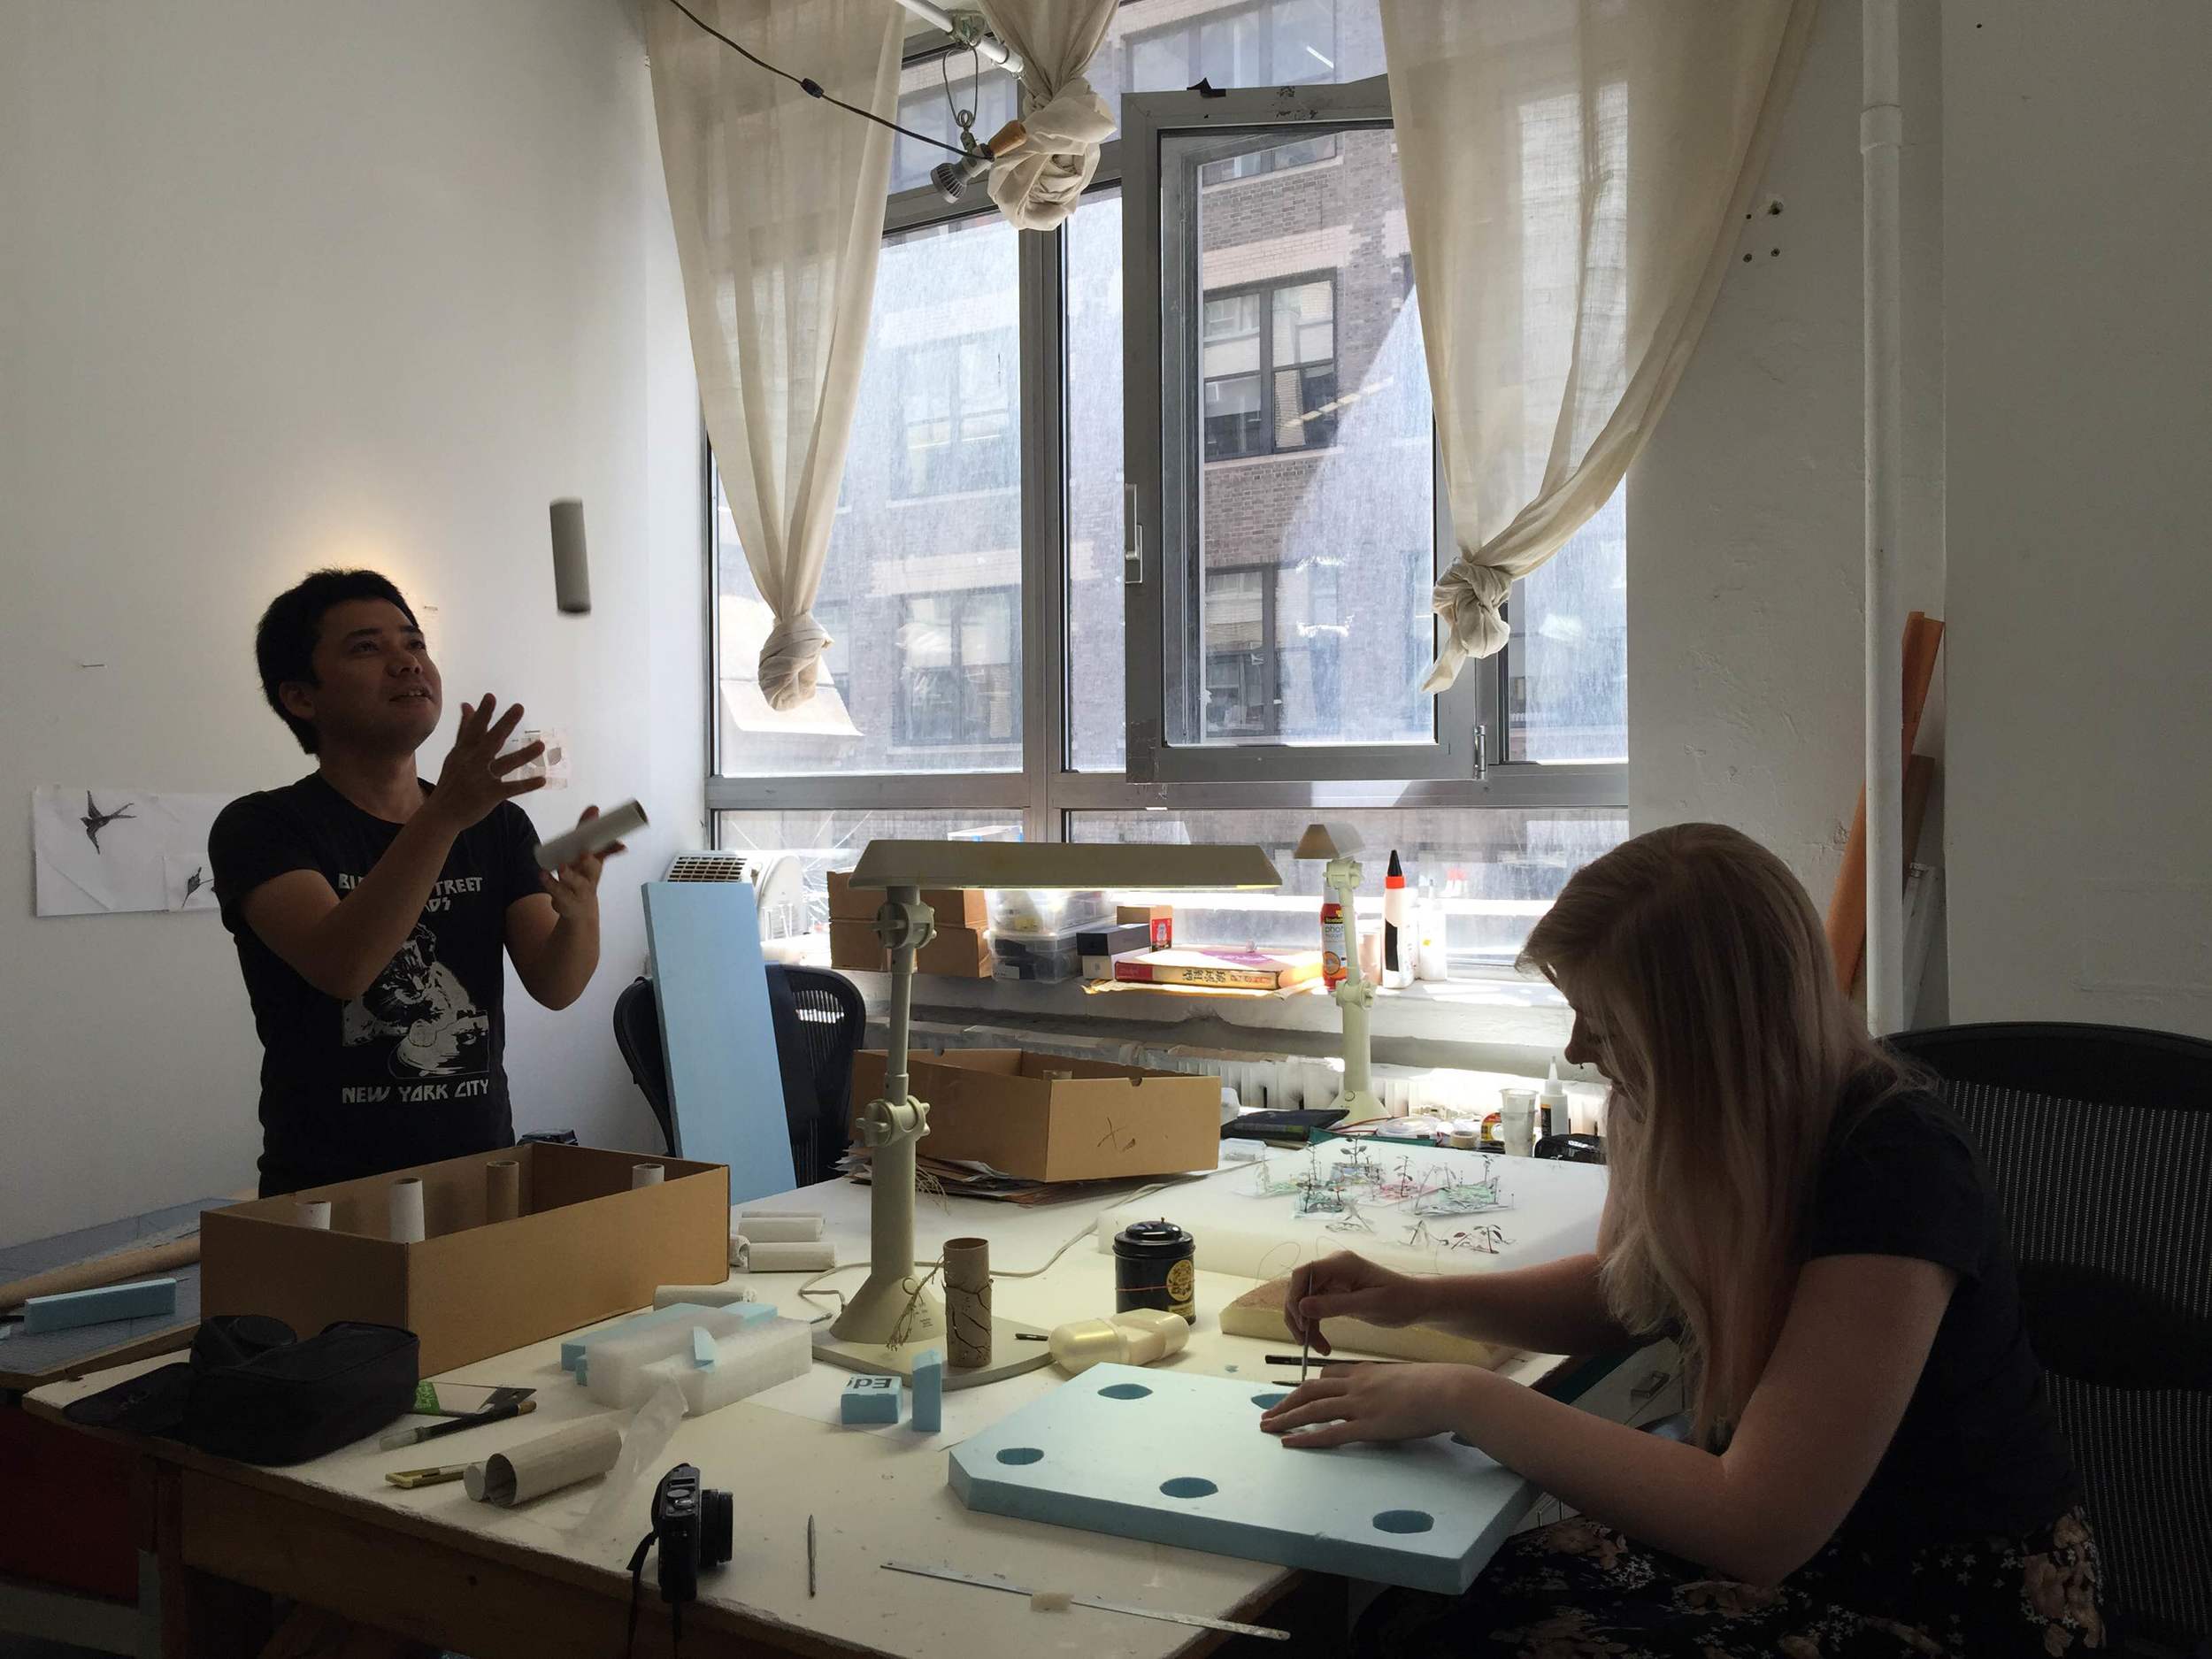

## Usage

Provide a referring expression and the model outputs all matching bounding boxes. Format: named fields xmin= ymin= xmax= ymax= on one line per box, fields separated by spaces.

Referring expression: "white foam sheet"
xmin=1097 ymin=1141 xmax=1606 ymax=1284
xmin=949 ymin=1364 xmax=1531 ymax=1594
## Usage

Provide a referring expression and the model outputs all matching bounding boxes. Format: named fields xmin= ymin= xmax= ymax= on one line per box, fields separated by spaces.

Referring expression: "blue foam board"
xmin=910 ymin=1347 xmax=944 ymax=1433
xmin=22 ymin=1277 xmax=178 ymax=1334
xmin=841 ymin=1373 xmax=902 ymax=1425
xmin=641 ymin=882 xmax=796 ymax=1208
xmin=949 ymin=1364 xmax=1532 ymax=1594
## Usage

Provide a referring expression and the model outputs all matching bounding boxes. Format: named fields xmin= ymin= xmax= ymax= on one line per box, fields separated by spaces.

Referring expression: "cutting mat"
xmin=1097 ymin=1141 xmax=1605 ymax=1283
xmin=0 ymin=1197 xmax=231 ymax=1389
xmin=949 ymin=1363 xmax=1530 ymax=1594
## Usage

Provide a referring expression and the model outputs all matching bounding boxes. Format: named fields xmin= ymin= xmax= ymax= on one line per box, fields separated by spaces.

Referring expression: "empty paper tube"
xmin=465 ymin=1417 xmax=624 ymax=1506
xmin=631 ymin=1163 xmax=665 ymax=1189
xmin=731 ymin=1239 xmax=834 ymax=1273
xmin=943 ymin=1236 xmax=992 ymax=1369
xmin=733 ymin=1214 xmax=821 ymax=1243
xmin=388 ymin=1178 xmax=426 ymax=1244
xmin=485 ymin=1160 xmax=521 ymax=1223
xmin=296 ymin=1200 xmax=333 ymax=1231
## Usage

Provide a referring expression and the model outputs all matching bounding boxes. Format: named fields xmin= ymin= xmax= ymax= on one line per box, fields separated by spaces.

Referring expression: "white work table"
xmin=28 ymin=1166 xmax=1662 ymax=1659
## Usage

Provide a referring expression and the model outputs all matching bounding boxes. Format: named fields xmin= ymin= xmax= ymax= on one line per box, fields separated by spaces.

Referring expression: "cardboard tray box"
xmin=200 ymin=1144 xmax=729 ymax=1378
xmin=826 ymin=870 xmax=987 ymax=929
xmin=829 ymin=920 xmax=993 ymax=978
xmin=851 ymin=1048 xmax=1221 ymax=1182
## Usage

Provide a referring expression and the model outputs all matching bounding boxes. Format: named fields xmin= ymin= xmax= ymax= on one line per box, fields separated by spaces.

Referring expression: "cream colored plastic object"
xmin=652 ymin=1283 xmax=757 ymax=1310
xmin=733 ymin=1214 xmax=823 ymax=1243
xmin=620 ymin=1317 xmax=812 ymax=1415
xmin=464 ymin=1417 xmax=623 ymax=1506
xmin=582 ymin=1304 xmax=779 ymax=1407
xmin=1047 ymin=1309 xmax=1191 ymax=1376
xmin=730 ymin=1237 xmax=834 ymax=1272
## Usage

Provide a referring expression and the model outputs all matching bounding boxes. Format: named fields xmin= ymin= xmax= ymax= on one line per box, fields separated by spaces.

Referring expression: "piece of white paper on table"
xmin=750 ymin=1359 xmax=1061 ymax=1441
xmin=32 ymin=787 xmax=229 ymax=918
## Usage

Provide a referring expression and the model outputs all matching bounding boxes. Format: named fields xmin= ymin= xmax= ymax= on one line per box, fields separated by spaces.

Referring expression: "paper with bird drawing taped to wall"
xmin=31 ymin=787 xmax=230 ymax=917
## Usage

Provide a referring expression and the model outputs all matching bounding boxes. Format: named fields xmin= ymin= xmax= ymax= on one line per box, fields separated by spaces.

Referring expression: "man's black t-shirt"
xmin=209 ymin=773 xmax=541 ymax=1196
xmin=1807 ymin=1087 xmax=2081 ymax=1544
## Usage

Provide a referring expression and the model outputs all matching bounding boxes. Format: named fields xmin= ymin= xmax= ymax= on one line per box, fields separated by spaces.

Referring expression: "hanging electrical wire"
xmin=661 ymin=0 xmax=968 ymax=157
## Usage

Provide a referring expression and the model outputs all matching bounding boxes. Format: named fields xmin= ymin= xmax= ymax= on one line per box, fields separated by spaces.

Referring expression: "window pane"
xmin=1068 ymin=809 xmax=1627 ymax=970
xmin=1065 ymin=188 xmax=1126 ymax=772
xmin=1171 ymin=127 xmax=1434 ymax=748
xmin=1099 ymin=0 xmax=1384 ymax=117
xmin=1507 ymin=483 xmax=1628 ymax=763
xmin=717 ymin=213 xmax=1021 ymax=777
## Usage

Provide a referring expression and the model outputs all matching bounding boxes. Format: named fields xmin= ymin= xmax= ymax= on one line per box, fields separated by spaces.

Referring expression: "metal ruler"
xmin=881 ymin=1561 xmax=1289 ymax=1641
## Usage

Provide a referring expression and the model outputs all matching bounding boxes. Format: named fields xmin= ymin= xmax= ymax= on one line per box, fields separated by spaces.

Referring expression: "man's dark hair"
xmin=255 ymin=569 xmax=419 ymax=754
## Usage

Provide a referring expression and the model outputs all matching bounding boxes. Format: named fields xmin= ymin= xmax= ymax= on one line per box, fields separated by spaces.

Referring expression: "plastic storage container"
xmin=989 ymin=922 xmax=1088 ymax=983
xmin=987 ymin=887 xmax=1112 ymax=938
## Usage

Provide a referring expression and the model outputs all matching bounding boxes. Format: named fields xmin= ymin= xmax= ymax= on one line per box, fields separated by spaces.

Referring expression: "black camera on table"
xmin=651 ymin=1463 xmax=733 ymax=1605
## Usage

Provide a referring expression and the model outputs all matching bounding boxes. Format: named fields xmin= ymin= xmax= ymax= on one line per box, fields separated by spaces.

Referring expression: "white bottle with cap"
xmin=1539 ymin=1057 xmax=1572 ymax=1141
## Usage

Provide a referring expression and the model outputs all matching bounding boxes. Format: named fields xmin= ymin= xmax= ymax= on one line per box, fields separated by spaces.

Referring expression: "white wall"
xmin=1941 ymin=2 xmax=2212 ymax=1037
xmin=0 ymin=0 xmax=705 ymax=1247
xmin=1630 ymin=0 xmax=1946 ymax=907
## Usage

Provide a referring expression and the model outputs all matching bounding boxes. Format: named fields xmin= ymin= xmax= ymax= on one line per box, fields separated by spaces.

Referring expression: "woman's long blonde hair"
xmin=1520 ymin=823 xmax=1906 ymax=1445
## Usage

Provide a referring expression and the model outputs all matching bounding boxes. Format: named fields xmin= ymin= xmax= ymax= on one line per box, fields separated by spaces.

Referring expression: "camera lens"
xmin=702 ymin=1488 xmax=734 ymax=1569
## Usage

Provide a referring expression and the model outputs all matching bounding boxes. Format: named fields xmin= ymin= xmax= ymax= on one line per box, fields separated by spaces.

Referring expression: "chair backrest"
xmin=612 ymin=967 xmax=865 ymax=1187
xmin=1886 ymin=1020 xmax=2212 ymax=1647
xmin=772 ymin=964 xmax=867 ymax=1187
xmin=611 ymin=976 xmax=676 ymax=1156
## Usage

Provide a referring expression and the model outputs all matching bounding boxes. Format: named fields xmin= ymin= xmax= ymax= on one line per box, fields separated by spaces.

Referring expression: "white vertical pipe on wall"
xmin=1862 ymin=0 xmax=1906 ymax=1033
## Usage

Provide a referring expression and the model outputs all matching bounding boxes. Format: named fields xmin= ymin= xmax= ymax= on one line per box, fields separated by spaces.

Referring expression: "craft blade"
xmin=881 ymin=1562 xmax=1289 ymax=1642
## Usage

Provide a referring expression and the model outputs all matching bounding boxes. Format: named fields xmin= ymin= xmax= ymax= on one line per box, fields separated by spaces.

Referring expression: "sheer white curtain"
xmin=644 ymin=0 xmax=902 ymax=710
xmin=1381 ymin=0 xmax=1816 ymax=691
xmin=977 ymin=0 xmax=1118 ymax=232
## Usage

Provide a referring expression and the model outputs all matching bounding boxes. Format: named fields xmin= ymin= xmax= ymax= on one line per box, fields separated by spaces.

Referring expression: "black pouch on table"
xmin=64 ymin=1315 xmax=418 ymax=1464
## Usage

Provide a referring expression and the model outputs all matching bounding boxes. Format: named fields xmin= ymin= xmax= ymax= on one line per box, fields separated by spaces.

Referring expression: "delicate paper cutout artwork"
xmin=33 ymin=787 xmax=230 ymax=917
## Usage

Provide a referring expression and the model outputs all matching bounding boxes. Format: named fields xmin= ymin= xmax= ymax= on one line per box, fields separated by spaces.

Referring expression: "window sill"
xmin=816 ymin=961 xmax=1578 ymax=1077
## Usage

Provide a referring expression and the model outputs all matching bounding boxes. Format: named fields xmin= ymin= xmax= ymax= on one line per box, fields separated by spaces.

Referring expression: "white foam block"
xmin=949 ymin=1363 xmax=1531 ymax=1594
xmin=653 ymin=1283 xmax=757 ymax=1310
xmin=583 ymin=1303 xmax=781 ymax=1407
xmin=623 ymin=1317 xmax=812 ymax=1416
xmin=1095 ymin=1141 xmax=1606 ymax=1283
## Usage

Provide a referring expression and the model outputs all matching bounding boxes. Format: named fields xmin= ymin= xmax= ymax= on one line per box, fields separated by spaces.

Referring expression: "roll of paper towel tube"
xmin=486 ymin=1160 xmax=521 ymax=1222
xmin=296 ymin=1201 xmax=332 ymax=1231
xmin=534 ymin=800 xmax=647 ymax=872
xmin=465 ymin=1417 xmax=622 ymax=1506
xmin=653 ymin=1284 xmax=757 ymax=1310
xmin=388 ymin=1179 xmax=426 ymax=1243
xmin=549 ymin=498 xmax=590 ymax=614
xmin=631 ymin=1163 xmax=664 ymax=1188
xmin=729 ymin=1238 xmax=834 ymax=1273
xmin=734 ymin=1214 xmax=821 ymax=1243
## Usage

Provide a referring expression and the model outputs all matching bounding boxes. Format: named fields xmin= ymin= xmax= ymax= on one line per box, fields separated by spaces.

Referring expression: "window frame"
xmin=706 ymin=39 xmax=1627 ymax=843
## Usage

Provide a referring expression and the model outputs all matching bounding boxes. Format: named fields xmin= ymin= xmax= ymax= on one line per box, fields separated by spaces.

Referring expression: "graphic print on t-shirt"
xmin=342 ymin=920 xmax=491 ymax=1079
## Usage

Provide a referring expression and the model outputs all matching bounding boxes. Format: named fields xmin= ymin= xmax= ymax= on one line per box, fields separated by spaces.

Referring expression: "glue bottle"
xmin=1540 ymin=1057 xmax=1571 ymax=1141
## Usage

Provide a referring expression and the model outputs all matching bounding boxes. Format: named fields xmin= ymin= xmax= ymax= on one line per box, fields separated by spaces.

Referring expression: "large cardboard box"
xmin=826 ymin=871 xmax=987 ymax=929
xmin=829 ymin=920 xmax=993 ymax=978
xmin=200 ymin=1144 xmax=729 ymax=1377
xmin=851 ymin=1048 xmax=1221 ymax=1181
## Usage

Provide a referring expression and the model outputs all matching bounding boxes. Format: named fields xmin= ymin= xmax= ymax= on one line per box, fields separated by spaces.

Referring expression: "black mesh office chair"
xmin=612 ymin=965 xmax=866 ymax=1187
xmin=1886 ymin=1021 xmax=2212 ymax=1655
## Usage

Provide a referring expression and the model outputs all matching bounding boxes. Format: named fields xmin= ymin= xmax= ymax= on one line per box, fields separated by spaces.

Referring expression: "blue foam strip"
xmin=563 ymin=1302 xmax=767 ymax=1380
xmin=692 ymin=1327 xmax=716 ymax=1369
xmin=840 ymin=1373 xmax=902 ymax=1425
xmin=910 ymin=1347 xmax=944 ymax=1433
xmin=22 ymin=1278 xmax=179 ymax=1334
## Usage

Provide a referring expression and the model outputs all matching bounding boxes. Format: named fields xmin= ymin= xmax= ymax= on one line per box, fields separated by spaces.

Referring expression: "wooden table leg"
xmin=150 ymin=1458 xmax=270 ymax=1659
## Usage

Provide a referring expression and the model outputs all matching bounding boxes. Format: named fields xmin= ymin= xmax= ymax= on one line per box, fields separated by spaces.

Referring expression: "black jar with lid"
xmin=1112 ymin=1219 xmax=1196 ymax=1325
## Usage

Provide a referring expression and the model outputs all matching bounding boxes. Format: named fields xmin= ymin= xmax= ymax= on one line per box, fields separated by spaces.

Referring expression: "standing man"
xmin=211 ymin=569 xmax=623 ymax=1195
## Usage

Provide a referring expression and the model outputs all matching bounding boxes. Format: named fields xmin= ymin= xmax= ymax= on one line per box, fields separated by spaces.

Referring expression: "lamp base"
xmin=812 ymin=1316 xmax=1054 ymax=1391
xmin=1333 ymin=1087 xmax=1385 ymax=1120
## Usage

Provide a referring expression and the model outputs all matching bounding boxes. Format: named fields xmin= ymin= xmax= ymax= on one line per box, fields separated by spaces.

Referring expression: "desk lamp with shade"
xmin=820 ymin=838 xmax=1282 ymax=1385
xmin=1295 ymin=822 xmax=1385 ymax=1124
